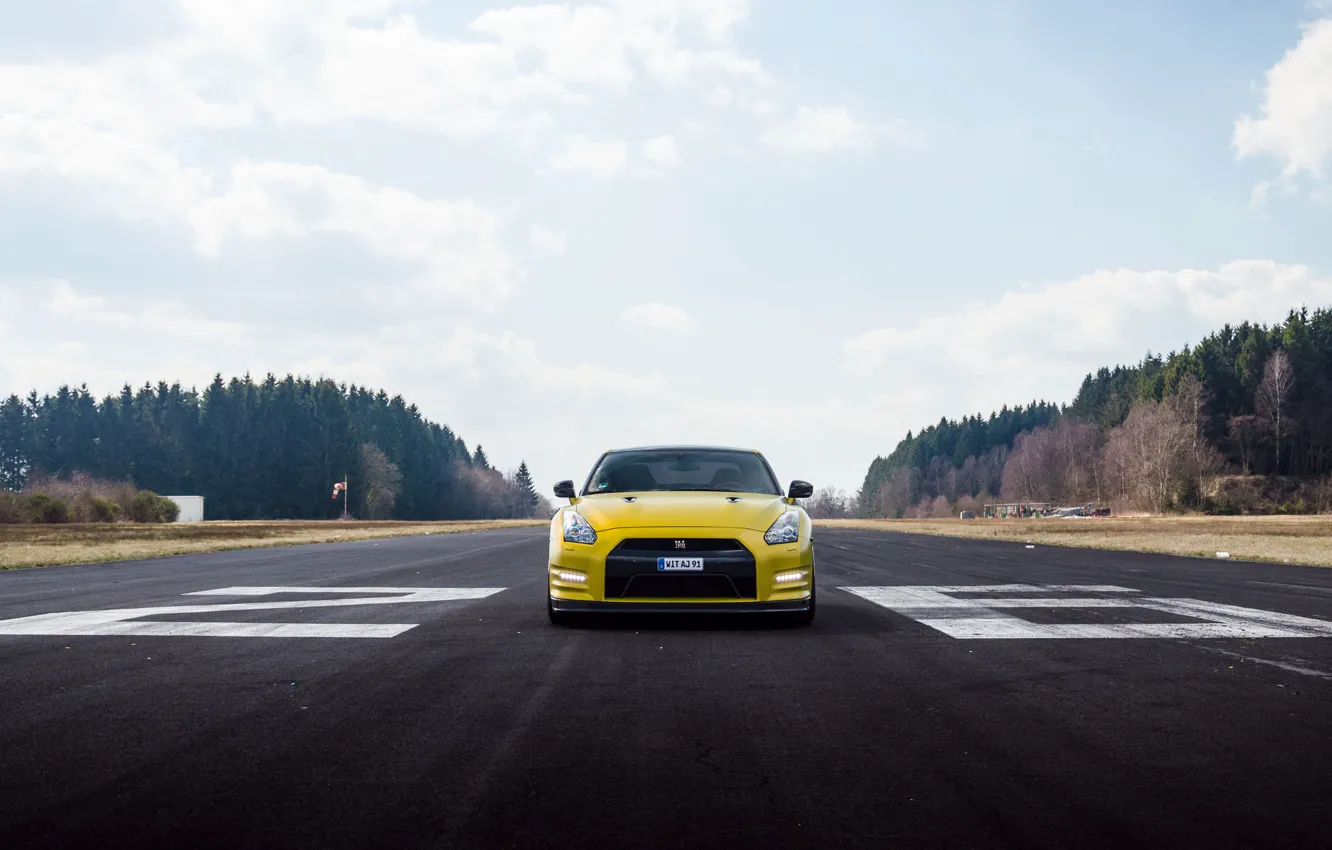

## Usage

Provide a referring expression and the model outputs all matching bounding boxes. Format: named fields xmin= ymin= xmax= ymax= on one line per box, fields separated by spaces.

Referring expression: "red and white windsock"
xmin=332 ymin=481 xmax=346 ymax=500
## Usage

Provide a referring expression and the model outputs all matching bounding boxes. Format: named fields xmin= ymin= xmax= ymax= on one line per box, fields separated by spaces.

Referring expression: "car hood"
xmin=575 ymin=492 xmax=790 ymax=532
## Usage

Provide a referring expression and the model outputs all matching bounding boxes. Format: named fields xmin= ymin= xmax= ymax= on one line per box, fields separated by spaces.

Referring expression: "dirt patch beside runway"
xmin=0 ymin=519 xmax=547 ymax=569
xmin=820 ymin=515 xmax=1332 ymax=567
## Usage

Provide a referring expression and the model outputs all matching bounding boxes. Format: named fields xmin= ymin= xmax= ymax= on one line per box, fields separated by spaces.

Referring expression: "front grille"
xmin=604 ymin=538 xmax=756 ymax=600
xmin=615 ymin=538 xmax=746 ymax=552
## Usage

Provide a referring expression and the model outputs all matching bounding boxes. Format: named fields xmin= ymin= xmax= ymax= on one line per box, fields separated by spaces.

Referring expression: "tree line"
xmin=856 ymin=307 xmax=1332 ymax=517
xmin=0 ymin=374 xmax=549 ymax=521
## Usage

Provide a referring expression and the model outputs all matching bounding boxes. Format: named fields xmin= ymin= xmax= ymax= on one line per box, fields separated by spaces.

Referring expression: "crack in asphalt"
xmin=1193 ymin=645 xmax=1332 ymax=680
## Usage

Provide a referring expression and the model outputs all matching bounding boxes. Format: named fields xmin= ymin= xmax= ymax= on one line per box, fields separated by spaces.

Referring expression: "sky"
xmin=2 ymin=0 xmax=1332 ymax=498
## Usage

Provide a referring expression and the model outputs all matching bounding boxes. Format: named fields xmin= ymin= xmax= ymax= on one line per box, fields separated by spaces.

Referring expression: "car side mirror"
xmin=787 ymin=480 xmax=813 ymax=500
xmin=553 ymin=480 xmax=577 ymax=500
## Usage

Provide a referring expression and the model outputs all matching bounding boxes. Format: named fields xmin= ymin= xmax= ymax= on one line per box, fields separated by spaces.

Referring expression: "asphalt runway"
xmin=2 ymin=527 xmax=1331 ymax=849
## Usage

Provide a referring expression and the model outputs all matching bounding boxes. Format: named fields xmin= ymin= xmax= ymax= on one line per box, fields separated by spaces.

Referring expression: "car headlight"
xmin=764 ymin=509 xmax=800 ymax=545
xmin=562 ymin=510 xmax=597 ymax=545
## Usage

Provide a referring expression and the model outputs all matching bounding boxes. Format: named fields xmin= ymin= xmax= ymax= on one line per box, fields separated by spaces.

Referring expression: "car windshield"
xmin=584 ymin=449 xmax=781 ymax=496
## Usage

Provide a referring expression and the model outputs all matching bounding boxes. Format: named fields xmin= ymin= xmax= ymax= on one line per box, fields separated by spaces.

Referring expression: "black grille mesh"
xmin=604 ymin=538 xmax=756 ymax=600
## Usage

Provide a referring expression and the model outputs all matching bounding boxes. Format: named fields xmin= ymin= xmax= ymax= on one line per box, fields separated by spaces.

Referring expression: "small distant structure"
xmin=983 ymin=502 xmax=1049 ymax=519
xmin=165 ymin=496 xmax=205 ymax=523
xmin=1046 ymin=503 xmax=1113 ymax=518
xmin=959 ymin=510 xmax=977 ymax=520
xmin=984 ymin=502 xmax=1110 ymax=519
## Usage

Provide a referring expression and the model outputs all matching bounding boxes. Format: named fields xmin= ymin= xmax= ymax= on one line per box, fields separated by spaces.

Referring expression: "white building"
xmin=165 ymin=496 xmax=205 ymax=523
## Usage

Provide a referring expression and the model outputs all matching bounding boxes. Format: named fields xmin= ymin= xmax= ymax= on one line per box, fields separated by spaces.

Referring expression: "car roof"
xmin=605 ymin=445 xmax=761 ymax=455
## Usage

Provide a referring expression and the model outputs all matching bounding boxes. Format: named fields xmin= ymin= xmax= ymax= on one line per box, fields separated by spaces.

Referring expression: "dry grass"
xmin=0 ymin=519 xmax=548 ymax=570
xmin=818 ymin=515 xmax=1332 ymax=567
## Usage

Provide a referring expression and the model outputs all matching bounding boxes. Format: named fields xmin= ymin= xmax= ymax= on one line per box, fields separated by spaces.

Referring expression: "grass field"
xmin=0 ymin=519 xmax=548 ymax=570
xmin=9 ymin=515 xmax=1330 ymax=572
xmin=818 ymin=515 xmax=1332 ymax=567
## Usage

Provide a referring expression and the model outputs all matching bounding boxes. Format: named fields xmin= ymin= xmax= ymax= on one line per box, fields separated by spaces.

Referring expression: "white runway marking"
xmin=184 ymin=586 xmax=505 ymax=600
xmin=0 ymin=586 xmax=505 ymax=638
xmin=841 ymin=585 xmax=1332 ymax=640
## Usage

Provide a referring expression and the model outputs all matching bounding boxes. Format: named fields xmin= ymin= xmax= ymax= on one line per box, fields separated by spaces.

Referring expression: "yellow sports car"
xmin=547 ymin=445 xmax=815 ymax=625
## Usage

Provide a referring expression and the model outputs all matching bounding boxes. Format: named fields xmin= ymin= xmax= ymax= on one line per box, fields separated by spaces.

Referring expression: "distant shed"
xmin=165 ymin=496 xmax=205 ymax=523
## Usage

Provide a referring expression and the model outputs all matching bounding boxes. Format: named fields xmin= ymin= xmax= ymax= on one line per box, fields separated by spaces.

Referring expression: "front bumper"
xmin=550 ymin=597 xmax=811 ymax=614
xmin=549 ymin=525 xmax=813 ymax=606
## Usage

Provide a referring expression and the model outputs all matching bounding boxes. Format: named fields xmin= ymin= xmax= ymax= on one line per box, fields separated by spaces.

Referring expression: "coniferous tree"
xmin=514 ymin=461 xmax=538 ymax=515
xmin=0 ymin=373 xmax=530 ymax=521
xmin=858 ymin=306 xmax=1332 ymax=516
xmin=0 ymin=395 xmax=30 ymax=490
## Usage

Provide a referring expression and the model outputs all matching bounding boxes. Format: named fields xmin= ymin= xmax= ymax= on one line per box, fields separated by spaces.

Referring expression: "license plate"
xmin=657 ymin=557 xmax=705 ymax=572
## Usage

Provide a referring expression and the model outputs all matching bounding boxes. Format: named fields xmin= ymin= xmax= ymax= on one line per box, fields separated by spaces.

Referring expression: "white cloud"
xmin=188 ymin=161 xmax=517 ymax=303
xmin=41 ymin=280 xmax=247 ymax=342
xmin=545 ymin=135 xmax=630 ymax=177
xmin=844 ymin=261 xmax=1332 ymax=409
xmin=0 ymin=279 xmax=256 ymax=395
xmin=529 ymin=225 xmax=568 ymax=256
xmin=469 ymin=0 xmax=768 ymax=97
xmin=643 ymin=135 xmax=683 ymax=168
xmin=0 ymin=51 xmax=254 ymax=142
xmin=620 ymin=302 xmax=697 ymax=333
xmin=760 ymin=106 xmax=877 ymax=153
xmin=1234 ymin=18 xmax=1332 ymax=177
xmin=0 ymin=115 xmax=212 ymax=223
xmin=830 ymin=260 xmax=1332 ymax=488
xmin=0 ymin=114 xmax=517 ymax=303
xmin=457 ymin=329 xmax=666 ymax=397
xmin=0 ymin=277 xmax=663 ymax=447
xmin=0 ymin=0 xmax=883 ymax=267
xmin=0 ymin=0 xmax=779 ymax=201
xmin=614 ymin=0 xmax=754 ymax=40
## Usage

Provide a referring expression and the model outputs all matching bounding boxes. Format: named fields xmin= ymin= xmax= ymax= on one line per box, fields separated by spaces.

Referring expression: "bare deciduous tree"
xmin=1051 ymin=418 xmax=1100 ymax=503
xmin=804 ymin=486 xmax=853 ymax=519
xmin=927 ymin=494 xmax=952 ymax=518
xmin=954 ymin=455 xmax=979 ymax=499
xmin=1172 ymin=375 xmax=1225 ymax=504
xmin=1099 ymin=400 xmax=1193 ymax=512
xmin=1000 ymin=419 xmax=1099 ymax=505
xmin=533 ymin=493 xmax=556 ymax=519
xmin=925 ymin=455 xmax=953 ymax=501
xmin=1001 ymin=428 xmax=1055 ymax=502
xmin=955 ymin=493 xmax=985 ymax=517
xmin=359 ymin=443 xmax=402 ymax=520
xmin=1227 ymin=415 xmax=1261 ymax=475
xmin=877 ymin=466 xmax=920 ymax=518
xmin=1256 ymin=349 xmax=1295 ymax=473
xmin=975 ymin=445 xmax=1007 ymax=499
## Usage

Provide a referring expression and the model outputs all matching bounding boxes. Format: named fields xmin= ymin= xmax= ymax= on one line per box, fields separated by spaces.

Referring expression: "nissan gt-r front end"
xmin=547 ymin=446 xmax=815 ymax=625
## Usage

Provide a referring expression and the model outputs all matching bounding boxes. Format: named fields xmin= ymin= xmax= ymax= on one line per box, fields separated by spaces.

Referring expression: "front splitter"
xmin=549 ymin=598 xmax=810 ymax=615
